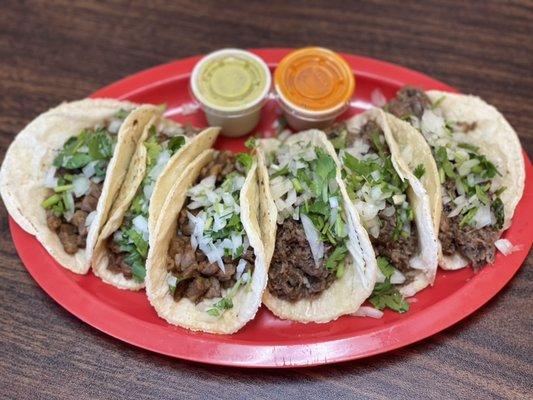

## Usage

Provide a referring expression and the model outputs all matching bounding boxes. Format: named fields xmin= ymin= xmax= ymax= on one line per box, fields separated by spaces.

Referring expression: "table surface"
xmin=0 ymin=1 xmax=532 ymax=399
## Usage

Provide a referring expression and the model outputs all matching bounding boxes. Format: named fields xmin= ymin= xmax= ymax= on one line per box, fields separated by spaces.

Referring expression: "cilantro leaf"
xmin=369 ymin=282 xmax=409 ymax=313
xmin=236 ymin=153 xmax=253 ymax=172
xmin=168 ymin=136 xmax=186 ymax=153
xmin=413 ymin=164 xmax=425 ymax=179
xmin=492 ymin=197 xmax=504 ymax=230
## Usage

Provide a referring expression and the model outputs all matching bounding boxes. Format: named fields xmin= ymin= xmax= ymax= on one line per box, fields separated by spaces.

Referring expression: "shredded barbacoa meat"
xmin=267 ymin=219 xmax=335 ymax=302
xmin=166 ymin=151 xmax=254 ymax=304
xmin=46 ymin=182 xmax=102 ymax=255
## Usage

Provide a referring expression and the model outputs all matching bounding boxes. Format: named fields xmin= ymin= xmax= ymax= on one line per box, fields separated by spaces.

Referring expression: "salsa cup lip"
xmin=190 ymin=48 xmax=272 ymax=115
xmin=275 ymin=86 xmax=350 ymax=122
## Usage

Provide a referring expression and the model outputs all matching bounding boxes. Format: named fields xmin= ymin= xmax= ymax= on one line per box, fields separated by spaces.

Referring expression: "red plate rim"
xmin=9 ymin=48 xmax=533 ymax=368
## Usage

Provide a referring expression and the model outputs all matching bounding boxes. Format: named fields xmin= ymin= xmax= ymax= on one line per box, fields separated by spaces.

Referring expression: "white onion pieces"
xmin=72 ymin=175 xmax=90 ymax=197
xmin=300 ymin=213 xmax=324 ymax=266
xmin=132 ymin=215 xmax=149 ymax=241
xmin=43 ymin=167 xmax=57 ymax=188
xmin=494 ymin=239 xmax=521 ymax=256
xmin=351 ymin=306 xmax=384 ymax=319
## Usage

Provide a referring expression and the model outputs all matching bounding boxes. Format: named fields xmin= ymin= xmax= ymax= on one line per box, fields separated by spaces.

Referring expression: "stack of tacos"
xmin=0 ymin=86 xmax=525 ymax=333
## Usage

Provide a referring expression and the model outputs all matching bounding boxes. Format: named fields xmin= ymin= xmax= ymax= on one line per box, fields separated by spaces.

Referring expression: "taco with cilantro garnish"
xmin=91 ymin=116 xmax=219 ymax=290
xmin=384 ymin=87 xmax=525 ymax=270
xmin=0 ymin=99 xmax=157 ymax=274
xmin=145 ymin=149 xmax=267 ymax=334
xmin=257 ymin=130 xmax=378 ymax=323
xmin=325 ymin=108 xmax=439 ymax=312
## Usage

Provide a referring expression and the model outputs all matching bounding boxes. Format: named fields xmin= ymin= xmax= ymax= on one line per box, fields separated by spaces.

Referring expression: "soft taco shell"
xmin=345 ymin=108 xmax=439 ymax=294
xmin=0 ymin=99 xmax=156 ymax=274
xmin=91 ymin=120 xmax=219 ymax=290
xmin=258 ymin=130 xmax=378 ymax=323
xmin=423 ymin=91 xmax=524 ymax=270
xmin=145 ymin=150 xmax=268 ymax=334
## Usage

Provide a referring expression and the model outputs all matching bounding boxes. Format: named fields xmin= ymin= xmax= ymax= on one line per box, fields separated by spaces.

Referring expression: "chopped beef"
xmin=198 ymin=151 xmax=240 ymax=184
xmin=439 ymin=202 xmax=499 ymax=269
xmin=385 ymin=86 xmax=432 ymax=119
xmin=57 ymin=223 xmax=79 ymax=255
xmin=107 ymin=252 xmax=133 ymax=279
xmin=268 ymin=219 xmax=335 ymax=302
xmin=164 ymin=151 xmax=254 ymax=303
xmin=81 ymin=183 xmax=102 ymax=212
xmin=47 ymin=182 xmax=102 ymax=255
xmin=46 ymin=213 xmax=62 ymax=231
xmin=371 ymin=211 xmax=419 ymax=273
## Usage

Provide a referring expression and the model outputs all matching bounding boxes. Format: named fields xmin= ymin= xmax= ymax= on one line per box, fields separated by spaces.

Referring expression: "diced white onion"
xmin=85 ymin=210 xmax=97 ymax=227
xmin=494 ymin=239 xmax=521 ymax=256
xmin=390 ymin=270 xmax=406 ymax=284
xmin=236 ymin=259 xmax=247 ymax=281
xmin=43 ymin=167 xmax=58 ymax=188
xmin=351 ymin=306 xmax=384 ymax=319
xmin=421 ymin=110 xmax=445 ymax=138
xmin=108 ymin=119 xmax=123 ymax=134
xmin=300 ymin=213 xmax=324 ymax=267
xmin=73 ymin=175 xmax=90 ymax=197
xmin=82 ymin=161 xmax=98 ymax=179
xmin=392 ymin=194 xmax=406 ymax=205
xmin=473 ymin=205 xmax=492 ymax=229
xmin=132 ymin=215 xmax=149 ymax=240
xmin=382 ymin=206 xmax=395 ymax=217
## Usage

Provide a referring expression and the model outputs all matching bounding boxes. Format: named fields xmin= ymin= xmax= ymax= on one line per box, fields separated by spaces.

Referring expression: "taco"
xmin=324 ymin=108 xmax=439 ymax=312
xmin=256 ymin=130 xmax=377 ymax=323
xmin=91 ymin=114 xmax=219 ymax=290
xmin=0 ymin=99 xmax=157 ymax=274
xmin=384 ymin=87 xmax=525 ymax=270
xmin=145 ymin=150 xmax=267 ymax=334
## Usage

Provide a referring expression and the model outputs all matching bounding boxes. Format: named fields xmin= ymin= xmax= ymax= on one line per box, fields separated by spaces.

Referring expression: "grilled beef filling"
xmin=386 ymin=87 xmax=501 ymax=269
xmin=268 ymin=219 xmax=336 ymax=302
xmin=165 ymin=151 xmax=254 ymax=304
xmin=106 ymin=125 xmax=200 ymax=280
xmin=46 ymin=181 xmax=102 ymax=254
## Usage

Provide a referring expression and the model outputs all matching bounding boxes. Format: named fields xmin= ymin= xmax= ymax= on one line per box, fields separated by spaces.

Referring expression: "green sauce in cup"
xmin=191 ymin=49 xmax=271 ymax=137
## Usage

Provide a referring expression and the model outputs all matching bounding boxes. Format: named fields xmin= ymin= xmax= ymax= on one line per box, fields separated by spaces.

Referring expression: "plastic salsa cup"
xmin=274 ymin=47 xmax=355 ymax=131
xmin=190 ymin=49 xmax=271 ymax=137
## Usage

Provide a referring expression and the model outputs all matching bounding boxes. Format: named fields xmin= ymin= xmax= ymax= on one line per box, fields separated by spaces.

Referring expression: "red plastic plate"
xmin=9 ymin=49 xmax=533 ymax=367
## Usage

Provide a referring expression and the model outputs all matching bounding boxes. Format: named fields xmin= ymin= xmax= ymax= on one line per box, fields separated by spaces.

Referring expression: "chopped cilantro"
xmin=413 ymin=164 xmax=425 ymax=179
xmin=236 ymin=153 xmax=253 ymax=172
xmin=369 ymin=282 xmax=409 ymax=313
xmin=168 ymin=136 xmax=186 ymax=153
xmin=244 ymin=136 xmax=258 ymax=149
xmin=492 ymin=197 xmax=504 ymax=230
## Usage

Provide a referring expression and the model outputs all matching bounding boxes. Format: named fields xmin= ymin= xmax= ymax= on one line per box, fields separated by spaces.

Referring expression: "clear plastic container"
xmin=190 ymin=49 xmax=271 ymax=137
xmin=274 ymin=47 xmax=355 ymax=131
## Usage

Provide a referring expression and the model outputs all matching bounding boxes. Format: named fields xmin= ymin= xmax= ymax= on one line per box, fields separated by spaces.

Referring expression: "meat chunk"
xmin=385 ymin=86 xmax=432 ymax=119
xmin=268 ymin=219 xmax=336 ymax=302
xmin=46 ymin=211 xmax=62 ymax=232
xmin=439 ymin=210 xmax=499 ymax=270
xmin=81 ymin=183 xmax=102 ymax=212
xmin=71 ymin=210 xmax=88 ymax=236
xmin=58 ymin=224 xmax=79 ymax=254
xmin=371 ymin=211 xmax=419 ymax=272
